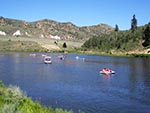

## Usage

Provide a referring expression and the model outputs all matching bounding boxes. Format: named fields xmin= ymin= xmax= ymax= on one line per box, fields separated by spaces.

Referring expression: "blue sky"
xmin=0 ymin=0 xmax=150 ymax=30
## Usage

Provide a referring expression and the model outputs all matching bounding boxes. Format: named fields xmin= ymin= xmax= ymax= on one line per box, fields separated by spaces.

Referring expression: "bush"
xmin=0 ymin=82 xmax=74 ymax=113
xmin=63 ymin=42 xmax=67 ymax=48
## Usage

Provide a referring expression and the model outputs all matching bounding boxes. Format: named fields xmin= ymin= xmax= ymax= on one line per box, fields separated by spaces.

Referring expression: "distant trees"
xmin=131 ymin=14 xmax=137 ymax=32
xmin=82 ymin=14 xmax=150 ymax=52
xmin=142 ymin=23 xmax=150 ymax=47
xmin=83 ymin=36 xmax=100 ymax=49
xmin=82 ymin=26 xmax=143 ymax=52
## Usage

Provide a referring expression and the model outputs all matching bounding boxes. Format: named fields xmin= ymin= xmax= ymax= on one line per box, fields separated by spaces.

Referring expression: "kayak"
xmin=44 ymin=56 xmax=52 ymax=64
xmin=100 ymin=68 xmax=115 ymax=74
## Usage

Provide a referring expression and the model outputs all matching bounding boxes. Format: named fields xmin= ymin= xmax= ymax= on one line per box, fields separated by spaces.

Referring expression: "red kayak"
xmin=100 ymin=68 xmax=115 ymax=74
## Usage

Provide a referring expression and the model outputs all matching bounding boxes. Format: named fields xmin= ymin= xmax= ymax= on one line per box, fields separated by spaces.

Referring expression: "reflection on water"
xmin=0 ymin=52 xmax=150 ymax=113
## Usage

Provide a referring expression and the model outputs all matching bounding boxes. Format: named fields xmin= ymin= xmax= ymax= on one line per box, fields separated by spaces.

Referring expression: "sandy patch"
xmin=39 ymin=43 xmax=61 ymax=50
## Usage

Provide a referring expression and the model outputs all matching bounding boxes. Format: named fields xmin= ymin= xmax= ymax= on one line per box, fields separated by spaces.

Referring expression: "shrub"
xmin=0 ymin=82 xmax=74 ymax=113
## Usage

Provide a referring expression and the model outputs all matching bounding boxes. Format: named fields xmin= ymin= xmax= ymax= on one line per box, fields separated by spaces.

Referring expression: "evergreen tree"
xmin=115 ymin=24 xmax=119 ymax=31
xmin=142 ymin=23 xmax=150 ymax=47
xmin=63 ymin=42 xmax=67 ymax=48
xmin=131 ymin=14 xmax=137 ymax=32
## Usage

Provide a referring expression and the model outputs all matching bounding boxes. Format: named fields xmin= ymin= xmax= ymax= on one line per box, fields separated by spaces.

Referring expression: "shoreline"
xmin=0 ymin=36 xmax=149 ymax=57
xmin=0 ymin=46 xmax=150 ymax=58
xmin=0 ymin=81 xmax=73 ymax=113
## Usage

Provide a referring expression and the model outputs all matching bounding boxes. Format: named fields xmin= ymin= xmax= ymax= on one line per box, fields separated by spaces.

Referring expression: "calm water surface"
xmin=0 ymin=52 xmax=150 ymax=113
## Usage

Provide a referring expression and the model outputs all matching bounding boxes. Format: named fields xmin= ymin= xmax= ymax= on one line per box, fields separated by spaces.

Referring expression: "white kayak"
xmin=44 ymin=56 xmax=52 ymax=64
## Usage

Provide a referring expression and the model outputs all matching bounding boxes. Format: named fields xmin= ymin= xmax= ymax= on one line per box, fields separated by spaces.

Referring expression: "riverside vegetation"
xmin=0 ymin=39 xmax=47 ymax=52
xmin=0 ymin=36 xmax=83 ymax=53
xmin=82 ymin=22 xmax=150 ymax=57
xmin=0 ymin=81 xmax=73 ymax=113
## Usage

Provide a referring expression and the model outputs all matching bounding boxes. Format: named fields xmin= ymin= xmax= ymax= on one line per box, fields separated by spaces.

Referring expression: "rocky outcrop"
xmin=0 ymin=30 xmax=6 ymax=35
xmin=13 ymin=30 xmax=21 ymax=36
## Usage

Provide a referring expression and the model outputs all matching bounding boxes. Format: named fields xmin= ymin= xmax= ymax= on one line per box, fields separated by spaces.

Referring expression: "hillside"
xmin=0 ymin=16 xmax=114 ymax=40
xmin=82 ymin=24 xmax=150 ymax=55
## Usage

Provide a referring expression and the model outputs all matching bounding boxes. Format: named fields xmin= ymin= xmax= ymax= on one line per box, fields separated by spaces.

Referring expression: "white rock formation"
xmin=13 ymin=30 xmax=21 ymax=36
xmin=0 ymin=31 xmax=6 ymax=35
xmin=50 ymin=35 xmax=61 ymax=40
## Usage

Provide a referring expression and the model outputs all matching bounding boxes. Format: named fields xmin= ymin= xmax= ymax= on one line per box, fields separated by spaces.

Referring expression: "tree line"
xmin=82 ymin=15 xmax=150 ymax=52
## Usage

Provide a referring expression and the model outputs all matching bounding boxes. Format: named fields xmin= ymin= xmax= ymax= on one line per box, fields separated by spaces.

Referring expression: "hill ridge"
xmin=0 ymin=16 xmax=114 ymax=39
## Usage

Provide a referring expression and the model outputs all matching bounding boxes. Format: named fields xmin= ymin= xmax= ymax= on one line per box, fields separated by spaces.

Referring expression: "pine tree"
xmin=115 ymin=24 xmax=119 ymax=32
xmin=63 ymin=42 xmax=67 ymax=48
xmin=142 ymin=23 xmax=150 ymax=47
xmin=131 ymin=14 xmax=137 ymax=32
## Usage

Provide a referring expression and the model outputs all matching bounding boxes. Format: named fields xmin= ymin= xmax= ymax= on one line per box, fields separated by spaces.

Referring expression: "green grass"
xmin=0 ymin=38 xmax=47 ymax=52
xmin=0 ymin=36 xmax=83 ymax=52
xmin=130 ymin=53 xmax=150 ymax=58
xmin=0 ymin=81 xmax=74 ymax=113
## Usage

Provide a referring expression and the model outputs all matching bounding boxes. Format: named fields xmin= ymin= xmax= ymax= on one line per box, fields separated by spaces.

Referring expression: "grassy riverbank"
xmin=78 ymin=48 xmax=150 ymax=57
xmin=0 ymin=36 xmax=47 ymax=52
xmin=0 ymin=81 xmax=73 ymax=113
xmin=0 ymin=36 xmax=149 ymax=57
xmin=0 ymin=36 xmax=83 ymax=52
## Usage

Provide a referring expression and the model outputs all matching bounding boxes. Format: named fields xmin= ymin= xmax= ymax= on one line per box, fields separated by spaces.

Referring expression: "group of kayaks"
xmin=43 ymin=54 xmax=65 ymax=64
xmin=42 ymin=54 xmax=115 ymax=75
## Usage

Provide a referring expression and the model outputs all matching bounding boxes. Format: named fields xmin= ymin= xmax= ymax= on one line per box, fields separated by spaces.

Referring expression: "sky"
xmin=0 ymin=0 xmax=150 ymax=30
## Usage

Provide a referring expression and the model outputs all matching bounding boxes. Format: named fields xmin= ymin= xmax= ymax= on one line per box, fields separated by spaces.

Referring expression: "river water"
xmin=0 ymin=52 xmax=150 ymax=113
